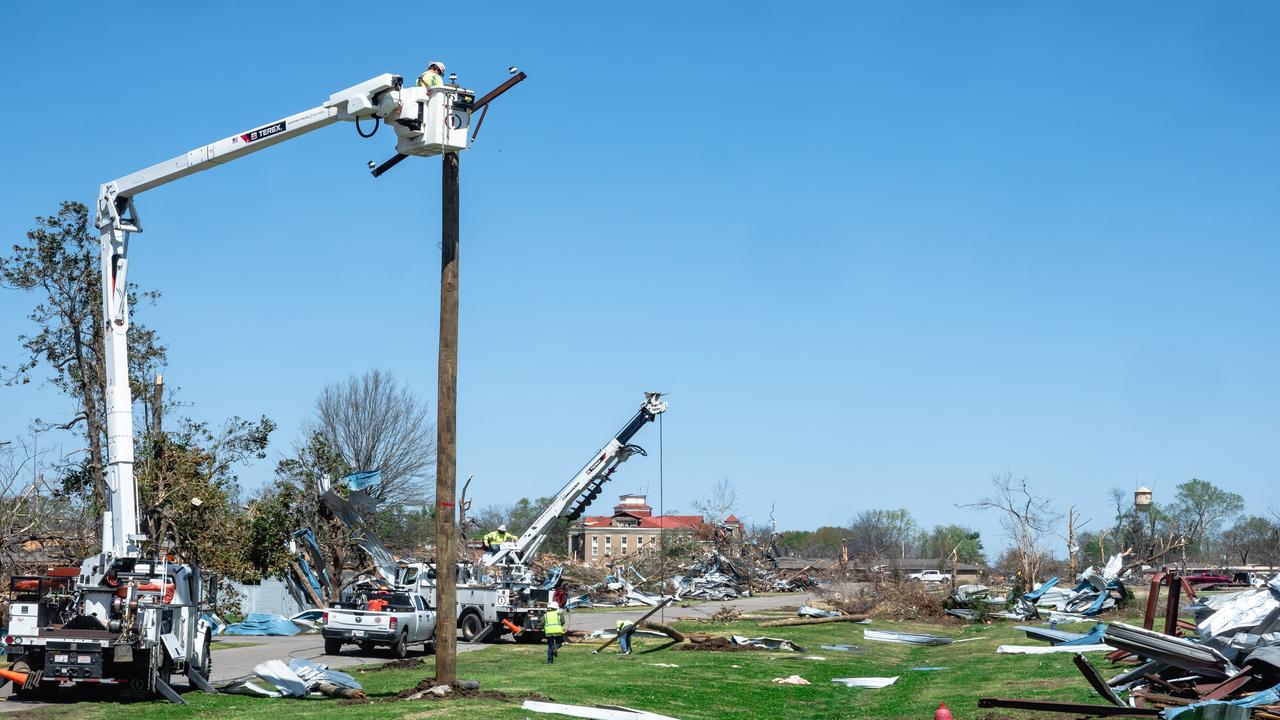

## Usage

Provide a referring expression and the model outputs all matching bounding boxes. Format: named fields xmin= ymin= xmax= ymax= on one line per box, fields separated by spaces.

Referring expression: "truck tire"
xmin=199 ymin=635 xmax=213 ymax=679
xmin=460 ymin=612 xmax=483 ymax=642
xmin=324 ymin=638 xmax=343 ymax=655
xmin=392 ymin=631 xmax=408 ymax=659
xmin=12 ymin=656 xmax=55 ymax=701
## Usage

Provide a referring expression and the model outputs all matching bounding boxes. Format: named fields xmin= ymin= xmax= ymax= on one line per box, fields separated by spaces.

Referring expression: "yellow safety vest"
xmin=484 ymin=531 xmax=515 ymax=546
xmin=417 ymin=71 xmax=443 ymax=89
xmin=544 ymin=610 xmax=564 ymax=636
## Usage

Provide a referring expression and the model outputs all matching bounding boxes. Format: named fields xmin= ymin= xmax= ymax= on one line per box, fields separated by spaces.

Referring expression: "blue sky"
xmin=2 ymin=3 xmax=1279 ymax=557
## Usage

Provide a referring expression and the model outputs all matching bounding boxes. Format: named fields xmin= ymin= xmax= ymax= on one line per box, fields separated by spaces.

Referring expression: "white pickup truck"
xmin=908 ymin=570 xmax=952 ymax=583
xmin=322 ymin=591 xmax=437 ymax=658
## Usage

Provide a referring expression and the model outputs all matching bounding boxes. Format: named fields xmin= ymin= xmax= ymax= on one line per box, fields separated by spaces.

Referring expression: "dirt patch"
xmin=393 ymin=677 xmax=553 ymax=703
xmin=370 ymin=657 xmax=427 ymax=671
xmin=679 ymin=635 xmax=759 ymax=652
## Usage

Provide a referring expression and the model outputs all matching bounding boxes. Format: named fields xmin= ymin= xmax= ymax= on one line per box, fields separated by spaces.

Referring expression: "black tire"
xmin=425 ymin=641 xmax=436 ymax=655
xmin=324 ymin=638 xmax=343 ymax=655
xmin=199 ymin=635 xmax=213 ymax=679
xmin=460 ymin=612 xmax=483 ymax=642
xmin=392 ymin=631 xmax=408 ymax=659
xmin=9 ymin=657 xmax=47 ymax=701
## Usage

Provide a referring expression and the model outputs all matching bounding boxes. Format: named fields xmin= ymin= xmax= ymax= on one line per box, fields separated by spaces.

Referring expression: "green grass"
xmin=12 ymin=615 xmax=1139 ymax=720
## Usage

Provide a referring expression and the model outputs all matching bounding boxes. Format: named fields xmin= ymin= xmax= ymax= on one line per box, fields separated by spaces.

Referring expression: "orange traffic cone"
xmin=934 ymin=701 xmax=954 ymax=720
xmin=0 ymin=668 xmax=30 ymax=686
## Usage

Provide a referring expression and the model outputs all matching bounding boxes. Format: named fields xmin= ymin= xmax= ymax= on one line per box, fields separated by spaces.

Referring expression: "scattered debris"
xmin=646 ymin=663 xmax=680 ymax=668
xmin=522 ymin=699 xmax=681 ymax=720
xmin=995 ymin=643 xmax=1113 ymax=654
xmin=831 ymin=676 xmax=898 ymax=688
xmin=911 ymin=667 xmax=948 ymax=672
xmin=797 ymin=605 xmax=842 ymax=618
xmin=821 ymin=644 xmax=860 ymax=652
xmin=772 ymin=675 xmax=811 ymax=685
xmin=222 ymin=658 xmax=364 ymax=699
xmin=982 ymin=572 xmax=1280 ymax=718
xmin=864 ymin=629 xmax=954 ymax=646
xmin=698 ymin=606 xmax=743 ymax=624
xmin=759 ymin=614 xmax=868 ymax=628
xmin=730 ymin=635 xmax=806 ymax=652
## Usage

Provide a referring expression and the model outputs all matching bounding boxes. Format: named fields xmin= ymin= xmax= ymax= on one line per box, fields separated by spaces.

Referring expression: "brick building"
xmin=567 ymin=493 xmax=742 ymax=564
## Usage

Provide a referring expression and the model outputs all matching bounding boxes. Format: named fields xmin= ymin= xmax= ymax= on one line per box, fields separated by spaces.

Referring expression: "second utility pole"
xmin=434 ymin=150 xmax=460 ymax=685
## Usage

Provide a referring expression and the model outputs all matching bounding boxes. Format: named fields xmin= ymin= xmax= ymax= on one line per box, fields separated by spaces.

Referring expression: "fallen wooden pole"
xmin=759 ymin=615 xmax=867 ymax=628
xmin=641 ymin=620 xmax=686 ymax=643
xmin=593 ymin=597 xmax=675 ymax=654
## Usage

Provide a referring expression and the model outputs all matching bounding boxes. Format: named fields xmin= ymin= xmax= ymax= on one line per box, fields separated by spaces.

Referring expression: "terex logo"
xmin=241 ymin=120 xmax=287 ymax=144
xmin=586 ymin=452 xmax=606 ymax=474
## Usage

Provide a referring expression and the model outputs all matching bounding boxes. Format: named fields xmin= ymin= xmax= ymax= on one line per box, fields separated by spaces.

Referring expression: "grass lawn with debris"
xmin=11 ymin=613 xmax=1142 ymax=720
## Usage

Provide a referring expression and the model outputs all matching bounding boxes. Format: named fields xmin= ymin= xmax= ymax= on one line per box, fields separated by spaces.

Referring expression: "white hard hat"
xmin=498 ymin=524 xmax=508 ymax=532
xmin=548 ymin=601 xmax=559 ymax=610
xmin=428 ymin=61 xmax=446 ymax=73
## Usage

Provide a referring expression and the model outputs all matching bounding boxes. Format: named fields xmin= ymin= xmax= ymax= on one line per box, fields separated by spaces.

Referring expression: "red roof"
xmin=579 ymin=514 xmax=704 ymax=530
xmin=724 ymin=514 xmax=740 ymax=524
xmin=639 ymin=515 xmax=704 ymax=529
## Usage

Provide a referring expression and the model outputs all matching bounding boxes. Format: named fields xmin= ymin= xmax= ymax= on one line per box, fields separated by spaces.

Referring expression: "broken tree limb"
xmin=640 ymin=621 xmax=686 ymax=643
xmin=593 ymin=597 xmax=675 ymax=654
xmin=759 ymin=615 xmax=867 ymax=628
xmin=289 ymin=560 xmax=327 ymax=608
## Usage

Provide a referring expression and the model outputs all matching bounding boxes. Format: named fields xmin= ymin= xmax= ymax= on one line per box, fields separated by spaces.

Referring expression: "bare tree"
xmin=963 ymin=472 xmax=1061 ymax=583
xmin=847 ymin=509 xmax=917 ymax=561
xmin=694 ymin=478 xmax=739 ymax=523
xmin=310 ymin=370 xmax=434 ymax=506
xmin=1 ymin=435 xmax=96 ymax=582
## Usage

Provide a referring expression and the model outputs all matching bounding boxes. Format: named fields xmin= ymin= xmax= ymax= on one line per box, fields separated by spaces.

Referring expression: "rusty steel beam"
xmin=979 ymin=698 xmax=1160 ymax=716
xmin=1201 ymin=665 xmax=1256 ymax=700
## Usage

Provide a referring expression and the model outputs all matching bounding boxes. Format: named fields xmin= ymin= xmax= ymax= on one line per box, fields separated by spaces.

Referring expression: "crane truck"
xmin=397 ymin=392 xmax=668 ymax=642
xmin=2 ymin=71 xmax=481 ymax=702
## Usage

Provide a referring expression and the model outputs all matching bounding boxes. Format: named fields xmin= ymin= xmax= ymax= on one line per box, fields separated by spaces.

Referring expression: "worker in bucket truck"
xmin=483 ymin=524 xmax=517 ymax=553
xmin=418 ymin=61 xmax=446 ymax=89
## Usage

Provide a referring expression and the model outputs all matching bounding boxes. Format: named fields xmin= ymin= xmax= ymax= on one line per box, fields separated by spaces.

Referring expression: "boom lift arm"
xmin=95 ymin=73 xmax=474 ymax=559
xmin=483 ymin=392 xmax=668 ymax=568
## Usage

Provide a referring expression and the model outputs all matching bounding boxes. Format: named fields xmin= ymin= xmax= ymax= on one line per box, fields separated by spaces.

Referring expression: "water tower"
xmin=1134 ymin=486 xmax=1153 ymax=512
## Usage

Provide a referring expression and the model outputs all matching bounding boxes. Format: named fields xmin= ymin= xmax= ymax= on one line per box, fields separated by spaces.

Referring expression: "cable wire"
xmin=356 ymin=116 xmax=379 ymax=138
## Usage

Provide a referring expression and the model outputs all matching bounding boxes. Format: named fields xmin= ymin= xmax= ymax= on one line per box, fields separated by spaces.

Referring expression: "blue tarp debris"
xmin=541 ymin=566 xmax=564 ymax=591
xmin=344 ymin=469 xmax=382 ymax=491
xmin=223 ymin=613 xmax=303 ymax=636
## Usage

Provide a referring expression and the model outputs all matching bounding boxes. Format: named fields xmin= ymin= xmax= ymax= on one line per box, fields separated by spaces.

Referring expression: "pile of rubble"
xmin=545 ymin=549 xmax=826 ymax=608
xmin=823 ymin=579 xmax=950 ymax=621
xmin=946 ymin=554 xmax=1131 ymax=623
xmin=983 ymin=572 xmax=1280 ymax=718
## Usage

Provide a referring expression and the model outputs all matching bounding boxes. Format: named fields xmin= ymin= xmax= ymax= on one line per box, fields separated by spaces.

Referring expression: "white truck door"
xmin=414 ymin=595 xmax=431 ymax=641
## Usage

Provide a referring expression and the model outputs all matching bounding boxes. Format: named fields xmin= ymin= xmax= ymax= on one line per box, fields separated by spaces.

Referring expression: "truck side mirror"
xmin=427 ymin=568 xmax=437 ymax=580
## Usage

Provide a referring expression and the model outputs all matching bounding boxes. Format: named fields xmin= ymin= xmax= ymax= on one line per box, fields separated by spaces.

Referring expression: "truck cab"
xmin=321 ymin=590 xmax=436 ymax=658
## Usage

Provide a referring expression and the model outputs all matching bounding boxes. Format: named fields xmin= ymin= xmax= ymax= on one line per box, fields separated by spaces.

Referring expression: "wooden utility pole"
xmin=434 ymin=150 xmax=460 ymax=684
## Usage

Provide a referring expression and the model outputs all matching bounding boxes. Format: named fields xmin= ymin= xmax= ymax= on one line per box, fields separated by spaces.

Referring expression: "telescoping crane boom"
xmin=5 ymin=70 xmax=479 ymax=703
xmin=483 ymin=392 xmax=668 ymax=569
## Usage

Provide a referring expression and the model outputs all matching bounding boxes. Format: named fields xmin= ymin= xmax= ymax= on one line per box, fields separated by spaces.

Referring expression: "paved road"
xmin=1 ymin=592 xmax=813 ymax=712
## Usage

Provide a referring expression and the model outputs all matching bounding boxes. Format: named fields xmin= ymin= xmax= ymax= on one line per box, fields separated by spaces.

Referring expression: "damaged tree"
xmin=964 ymin=472 xmax=1060 ymax=583
xmin=0 ymin=201 xmax=165 ymax=510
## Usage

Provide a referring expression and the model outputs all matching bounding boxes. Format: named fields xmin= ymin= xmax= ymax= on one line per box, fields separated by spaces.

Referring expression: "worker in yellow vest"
xmin=615 ymin=619 xmax=635 ymax=655
xmin=483 ymin=524 xmax=517 ymax=553
xmin=418 ymin=61 xmax=446 ymax=89
xmin=544 ymin=602 xmax=565 ymax=664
